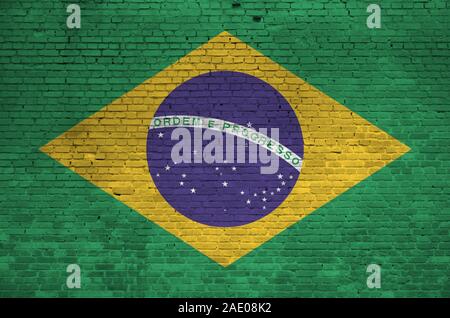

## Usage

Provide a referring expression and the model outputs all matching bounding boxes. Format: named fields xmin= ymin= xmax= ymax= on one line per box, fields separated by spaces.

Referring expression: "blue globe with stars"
xmin=147 ymin=71 xmax=304 ymax=227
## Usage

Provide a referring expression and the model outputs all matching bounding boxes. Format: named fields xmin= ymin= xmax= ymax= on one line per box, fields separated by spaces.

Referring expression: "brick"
xmin=0 ymin=0 xmax=449 ymax=298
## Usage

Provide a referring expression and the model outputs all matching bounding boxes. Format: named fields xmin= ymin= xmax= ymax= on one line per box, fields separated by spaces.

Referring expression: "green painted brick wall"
xmin=0 ymin=0 xmax=449 ymax=297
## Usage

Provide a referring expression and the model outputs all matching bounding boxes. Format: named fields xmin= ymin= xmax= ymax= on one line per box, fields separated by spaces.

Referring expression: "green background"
xmin=1 ymin=0 xmax=449 ymax=297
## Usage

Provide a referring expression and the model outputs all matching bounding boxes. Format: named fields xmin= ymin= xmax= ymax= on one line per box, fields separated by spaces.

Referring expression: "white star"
xmin=222 ymin=181 xmax=228 ymax=187
xmin=215 ymin=167 xmax=219 ymax=171
xmin=246 ymin=199 xmax=251 ymax=204
xmin=240 ymin=191 xmax=245 ymax=195
xmin=156 ymin=173 xmax=160 ymax=177
xmin=179 ymin=181 xmax=184 ymax=186
xmin=262 ymin=190 xmax=266 ymax=194
xmin=181 ymin=174 xmax=186 ymax=178
xmin=270 ymin=192 xmax=274 ymax=195
xmin=253 ymin=193 xmax=257 ymax=197
xmin=232 ymin=166 xmax=237 ymax=171
xmin=281 ymin=181 xmax=286 ymax=186
xmin=158 ymin=132 xmax=164 ymax=138
xmin=289 ymin=175 xmax=293 ymax=179
xmin=276 ymin=187 xmax=281 ymax=192
xmin=262 ymin=197 xmax=267 ymax=202
xmin=263 ymin=206 xmax=266 ymax=210
xmin=165 ymin=165 xmax=170 ymax=171
xmin=246 ymin=122 xmax=252 ymax=128
xmin=277 ymin=174 xmax=283 ymax=179
xmin=190 ymin=188 xmax=196 ymax=194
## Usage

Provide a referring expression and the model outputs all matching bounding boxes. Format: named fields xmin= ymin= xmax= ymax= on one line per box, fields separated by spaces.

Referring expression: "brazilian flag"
xmin=0 ymin=0 xmax=449 ymax=298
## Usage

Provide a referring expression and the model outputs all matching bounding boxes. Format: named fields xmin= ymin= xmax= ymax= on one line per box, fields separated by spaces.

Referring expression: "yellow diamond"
xmin=41 ymin=31 xmax=410 ymax=266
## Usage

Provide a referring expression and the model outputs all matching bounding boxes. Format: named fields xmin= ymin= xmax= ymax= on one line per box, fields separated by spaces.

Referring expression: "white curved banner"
xmin=149 ymin=115 xmax=303 ymax=171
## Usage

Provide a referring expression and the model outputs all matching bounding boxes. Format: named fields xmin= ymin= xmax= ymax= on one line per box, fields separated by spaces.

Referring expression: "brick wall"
xmin=0 ymin=0 xmax=449 ymax=297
